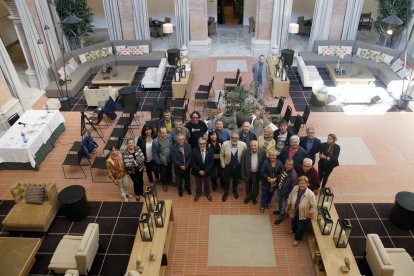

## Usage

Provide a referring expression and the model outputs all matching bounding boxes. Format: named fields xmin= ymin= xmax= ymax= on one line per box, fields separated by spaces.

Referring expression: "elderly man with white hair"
xmin=295 ymin=158 xmax=320 ymax=194
xmin=278 ymin=135 xmax=307 ymax=166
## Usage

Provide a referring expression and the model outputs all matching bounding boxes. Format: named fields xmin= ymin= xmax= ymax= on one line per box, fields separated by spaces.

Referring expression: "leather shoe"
xmin=207 ymin=195 xmax=212 ymax=201
xmin=222 ymin=194 xmax=228 ymax=202
xmin=274 ymin=218 xmax=284 ymax=225
xmin=273 ymin=210 xmax=280 ymax=215
xmin=187 ymin=189 xmax=192 ymax=195
xmin=178 ymin=191 xmax=183 ymax=197
xmin=233 ymin=192 xmax=239 ymax=199
xmin=162 ymin=185 xmax=168 ymax=192
xmin=252 ymin=198 xmax=257 ymax=205
xmin=212 ymin=186 xmax=217 ymax=191
xmin=194 ymin=195 xmax=200 ymax=202
xmin=244 ymin=197 xmax=251 ymax=204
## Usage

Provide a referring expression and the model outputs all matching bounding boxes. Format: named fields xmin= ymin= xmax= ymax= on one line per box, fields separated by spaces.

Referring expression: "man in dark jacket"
xmin=295 ymin=158 xmax=320 ymax=194
xmin=158 ymin=110 xmax=175 ymax=133
xmin=171 ymin=134 xmax=192 ymax=197
xmin=274 ymin=159 xmax=297 ymax=225
xmin=239 ymin=121 xmax=257 ymax=147
xmin=192 ymin=137 xmax=214 ymax=201
xmin=279 ymin=135 xmax=307 ymax=166
xmin=299 ymin=127 xmax=321 ymax=164
xmin=240 ymin=140 xmax=266 ymax=205
xmin=152 ymin=126 xmax=173 ymax=191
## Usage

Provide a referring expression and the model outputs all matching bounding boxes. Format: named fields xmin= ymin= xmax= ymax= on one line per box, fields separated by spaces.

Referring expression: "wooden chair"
xmin=359 ymin=13 xmax=373 ymax=31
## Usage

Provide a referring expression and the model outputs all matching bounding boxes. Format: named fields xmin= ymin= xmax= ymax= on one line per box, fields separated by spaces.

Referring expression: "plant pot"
xmin=235 ymin=110 xmax=252 ymax=128
xmin=220 ymin=112 xmax=237 ymax=128
xmin=59 ymin=97 xmax=71 ymax=111
xmin=397 ymin=95 xmax=412 ymax=110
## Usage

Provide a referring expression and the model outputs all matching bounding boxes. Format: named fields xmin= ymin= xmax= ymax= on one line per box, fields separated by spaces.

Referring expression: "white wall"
xmin=208 ymin=0 xmax=218 ymax=21
xmin=243 ymin=0 xmax=257 ymax=26
xmin=362 ymin=0 xmax=378 ymax=19
xmin=291 ymin=0 xmax=316 ymax=23
xmin=148 ymin=0 xmax=176 ymax=25
xmin=0 ymin=3 xmax=18 ymax=47
xmin=88 ymin=0 xmax=107 ymax=29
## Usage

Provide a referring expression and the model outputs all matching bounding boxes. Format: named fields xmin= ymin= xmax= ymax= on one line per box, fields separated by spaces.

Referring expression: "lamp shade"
xmin=163 ymin=23 xmax=174 ymax=34
xmin=288 ymin=23 xmax=299 ymax=34
xmin=62 ymin=14 xmax=82 ymax=25
xmin=381 ymin=14 xmax=403 ymax=26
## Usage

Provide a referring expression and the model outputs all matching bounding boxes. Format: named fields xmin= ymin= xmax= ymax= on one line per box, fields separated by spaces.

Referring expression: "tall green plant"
xmin=54 ymin=0 xmax=94 ymax=48
xmin=223 ymin=83 xmax=260 ymax=115
xmin=374 ymin=0 xmax=413 ymax=42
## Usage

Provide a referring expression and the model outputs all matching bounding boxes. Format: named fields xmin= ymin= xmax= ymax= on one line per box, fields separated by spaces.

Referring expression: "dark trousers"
xmin=245 ymin=172 xmax=259 ymax=199
xmin=160 ymin=162 xmax=172 ymax=186
xmin=145 ymin=161 xmax=159 ymax=183
xmin=211 ymin=162 xmax=225 ymax=189
xmin=318 ymin=164 xmax=334 ymax=188
xmin=129 ymin=170 xmax=144 ymax=196
xmin=196 ymin=176 xmax=211 ymax=197
xmin=224 ymin=165 xmax=240 ymax=194
xmin=175 ymin=167 xmax=191 ymax=193
xmin=261 ymin=187 xmax=275 ymax=209
xmin=291 ymin=217 xmax=310 ymax=241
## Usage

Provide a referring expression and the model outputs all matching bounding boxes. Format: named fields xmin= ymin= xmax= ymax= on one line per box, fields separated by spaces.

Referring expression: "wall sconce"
xmin=317 ymin=207 xmax=333 ymax=235
xmin=154 ymin=200 xmax=166 ymax=228
xmin=317 ymin=187 xmax=334 ymax=211
xmin=138 ymin=213 xmax=154 ymax=242
xmin=144 ymin=185 xmax=158 ymax=212
xmin=333 ymin=219 xmax=352 ymax=248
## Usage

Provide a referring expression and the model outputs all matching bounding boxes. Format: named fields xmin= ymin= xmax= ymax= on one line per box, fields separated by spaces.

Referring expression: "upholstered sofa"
xmin=45 ymin=40 xmax=166 ymax=98
xmin=49 ymin=223 xmax=100 ymax=275
xmin=366 ymin=233 xmax=414 ymax=276
xmin=141 ymin=57 xmax=167 ymax=89
xmin=2 ymin=181 xmax=60 ymax=232
xmin=296 ymin=55 xmax=324 ymax=87
xmin=298 ymin=40 xmax=414 ymax=95
xmin=83 ymin=85 xmax=118 ymax=107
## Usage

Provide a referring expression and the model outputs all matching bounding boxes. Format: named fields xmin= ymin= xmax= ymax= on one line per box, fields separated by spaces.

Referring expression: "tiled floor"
xmin=2 ymin=57 xmax=414 ymax=275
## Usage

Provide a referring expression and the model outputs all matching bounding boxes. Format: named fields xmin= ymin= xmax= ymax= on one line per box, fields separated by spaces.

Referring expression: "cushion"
xmin=99 ymin=47 xmax=109 ymax=58
xmin=356 ymin=47 xmax=367 ymax=56
xmin=128 ymin=45 xmax=138 ymax=50
xmin=107 ymin=46 xmax=114 ymax=55
xmin=335 ymin=48 xmax=347 ymax=59
xmin=359 ymin=49 xmax=371 ymax=59
xmin=323 ymin=48 xmax=335 ymax=56
xmin=390 ymin=58 xmax=404 ymax=72
xmin=369 ymin=50 xmax=381 ymax=62
xmin=397 ymin=66 xmax=413 ymax=79
xmin=26 ymin=185 xmax=45 ymax=205
xmin=341 ymin=46 xmax=353 ymax=55
xmin=317 ymin=46 xmax=329 ymax=55
xmin=115 ymin=45 xmax=126 ymax=54
xmin=78 ymin=53 xmax=88 ymax=64
xmin=86 ymin=51 xmax=99 ymax=62
xmin=68 ymin=57 xmax=79 ymax=71
xmin=119 ymin=48 xmax=131 ymax=56
xmin=330 ymin=45 xmax=340 ymax=52
xmin=138 ymin=45 xmax=150 ymax=54
xmin=132 ymin=48 xmax=144 ymax=56
xmin=382 ymin=53 xmax=394 ymax=65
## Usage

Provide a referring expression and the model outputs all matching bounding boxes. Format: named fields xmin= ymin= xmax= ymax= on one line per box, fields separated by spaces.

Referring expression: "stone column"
xmin=328 ymin=0 xmax=347 ymax=40
xmin=0 ymin=70 xmax=24 ymax=132
xmin=188 ymin=0 xmax=211 ymax=57
xmin=118 ymin=0 xmax=135 ymax=40
xmin=251 ymin=0 xmax=273 ymax=56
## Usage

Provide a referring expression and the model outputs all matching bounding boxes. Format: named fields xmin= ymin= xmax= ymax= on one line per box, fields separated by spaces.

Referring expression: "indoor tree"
xmin=54 ymin=0 xmax=94 ymax=49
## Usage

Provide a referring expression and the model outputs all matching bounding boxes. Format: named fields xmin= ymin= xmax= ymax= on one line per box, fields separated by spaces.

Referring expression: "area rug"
xmin=319 ymin=137 xmax=376 ymax=166
xmin=208 ymin=215 xmax=276 ymax=267
xmin=216 ymin=60 xmax=248 ymax=72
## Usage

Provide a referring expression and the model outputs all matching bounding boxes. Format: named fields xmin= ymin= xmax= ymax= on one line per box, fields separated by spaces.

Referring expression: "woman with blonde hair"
xmin=286 ymin=175 xmax=316 ymax=246
xmin=258 ymin=126 xmax=276 ymax=155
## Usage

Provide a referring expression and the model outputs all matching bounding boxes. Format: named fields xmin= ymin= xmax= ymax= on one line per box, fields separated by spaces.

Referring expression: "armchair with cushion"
xmin=2 ymin=181 xmax=60 ymax=232
xmin=297 ymin=55 xmax=324 ymax=88
xmin=141 ymin=57 xmax=167 ymax=89
xmin=366 ymin=233 xmax=414 ymax=276
xmin=49 ymin=223 xmax=100 ymax=275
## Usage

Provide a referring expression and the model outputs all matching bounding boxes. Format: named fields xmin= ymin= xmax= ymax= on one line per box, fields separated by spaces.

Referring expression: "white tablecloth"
xmin=0 ymin=110 xmax=65 ymax=167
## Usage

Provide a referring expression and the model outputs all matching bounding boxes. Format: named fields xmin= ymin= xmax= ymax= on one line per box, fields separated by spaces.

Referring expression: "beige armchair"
xmin=65 ymin=269 xmax=80 ymax=276
xmin=366 ymin=233 xmax=414 ymax=276
xmin=49 ymin=223 xmax=100 ymax=275
xmin=2 ymin=181 xmax=60 ymax=232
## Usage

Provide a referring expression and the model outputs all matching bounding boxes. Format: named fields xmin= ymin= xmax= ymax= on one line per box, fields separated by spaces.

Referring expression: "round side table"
xmin=389 ymin=191 xmax=414 ymax=230
xmin=58 ymin=185 xmax=89 ymax=221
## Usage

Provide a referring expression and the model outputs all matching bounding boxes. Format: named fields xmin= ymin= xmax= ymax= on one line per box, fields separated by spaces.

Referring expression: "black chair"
xmin=104 ymin=136 xmax=125 ymax=152
xmin=203 ymin=91 xmax=222 ymax=117
xmin=197 ymin=76 xmax=214 ymax=93
xmin=290 ymin=105 xmax=310 ymax=129
xmin=283 ymin=105 xmax=292 ymax=123
xmin=151 ymin=109 xmax=162 ymax=120
xmin=265 ymin=98 xmax=284 ymax=122
xmin=225 ymin=77 xmax=242 ymax=91
xmin=62 ymin=148 xmax=88 ymax=179
xmin=224 ymin=69 xmax=240 ymax=85
xmin=90 ymin=156 xmax=111 ymax=182
xmin=288 ymin=114 xmax=303 ymax=135
xmin=7 ymin=113 xmax=20 ymax=126
xmin=169 ymin=99 xmax=185 ymax=109
xmin=116 ymin=113 xmax=135 ymax=136
xmin=194 ymin=77 xmax=214 ymax=109
xmin=69 ymin=141 xmax=82 ymax=153
xmin=171 ymin=99 xmax=189 ymax=121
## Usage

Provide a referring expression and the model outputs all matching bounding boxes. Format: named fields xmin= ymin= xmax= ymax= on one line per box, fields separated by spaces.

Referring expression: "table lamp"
xmin=287 ymin=23 xmax=299 ymax=48
xmin=163 ymin=23 xmax=174 ymax=49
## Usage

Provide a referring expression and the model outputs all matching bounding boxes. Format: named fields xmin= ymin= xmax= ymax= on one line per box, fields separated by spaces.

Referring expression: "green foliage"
xmin=374 ymin=0 xmax=413 ymax=39
xmin=223 ymin=83 xmax=260 ymax=115
xmin=54 ymin=0 xmax=94 ymax=41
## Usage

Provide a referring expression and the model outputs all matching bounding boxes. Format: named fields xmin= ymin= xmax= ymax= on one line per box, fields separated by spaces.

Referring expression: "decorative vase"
xmin=397 ymin=95 xmax=412 ymax=110
xmin=220 ymin=112 xmax=237 ymax=128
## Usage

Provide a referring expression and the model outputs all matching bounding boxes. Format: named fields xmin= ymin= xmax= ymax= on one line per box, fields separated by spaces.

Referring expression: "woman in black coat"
xmin=207 ymin=131 xmax=224 ymax=191
xmin=137 ymin=125 xmax=159 ymax=184
xmin=318 ymin=133 xmax=340 ymax=188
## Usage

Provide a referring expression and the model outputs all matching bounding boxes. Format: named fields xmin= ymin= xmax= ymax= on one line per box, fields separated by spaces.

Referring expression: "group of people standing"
xmin=105 ymin=109 xmax=341 ymax=246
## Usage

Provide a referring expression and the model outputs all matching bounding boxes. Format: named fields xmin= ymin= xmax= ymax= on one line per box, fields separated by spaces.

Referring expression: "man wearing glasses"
xmin=192 ymin=137 xmax=214 ymax=202
xmin=220 ymin=131 xmax=247 ymax=201
xmin=185 ymin=111 xmax=208 ymax=148
xmin=299 ymin=127 xmax=321 ymax=165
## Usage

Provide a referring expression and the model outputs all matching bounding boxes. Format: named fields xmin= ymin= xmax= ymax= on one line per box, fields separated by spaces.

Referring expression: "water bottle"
xmin=21 ymin=132 xmax=28 ymax=143
xmin=45 ymin=103 xmax=50 ymax=114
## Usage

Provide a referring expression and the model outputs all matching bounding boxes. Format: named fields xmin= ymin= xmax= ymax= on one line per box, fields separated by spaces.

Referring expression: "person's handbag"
xmin=288 ymin=207 xmax=296 ymax=219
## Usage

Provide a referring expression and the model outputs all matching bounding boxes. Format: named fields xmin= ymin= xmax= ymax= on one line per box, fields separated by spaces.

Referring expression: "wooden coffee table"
xmin=326 ymin=64 xmax=375 ymax=86
xmin=92 ymin=65 xmax=138 ymax=87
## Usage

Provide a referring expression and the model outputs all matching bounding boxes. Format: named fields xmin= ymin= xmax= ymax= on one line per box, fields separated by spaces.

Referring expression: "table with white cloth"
xmin=0 ymin=110 xmax=65 ymax=170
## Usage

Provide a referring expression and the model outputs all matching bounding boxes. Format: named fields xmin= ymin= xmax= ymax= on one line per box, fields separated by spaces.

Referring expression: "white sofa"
xmin=366 ymin=233 xmax=414 ymax=276
xmin=141 ymin=57 xmax=167 ymax=89
xmin=83 ymin=86 xmax=118 ymax=107
xmin=297 ymin=55 xmax=324 ymax=88
xmin=49 ymin=223 xmax=100 ymax=275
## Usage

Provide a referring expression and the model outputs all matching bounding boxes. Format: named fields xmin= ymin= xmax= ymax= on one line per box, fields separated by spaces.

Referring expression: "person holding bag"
xmin=286 ymin=176 xmax=316 ymax=247
xmin=123 ymin=138 xmax=145 ymax=201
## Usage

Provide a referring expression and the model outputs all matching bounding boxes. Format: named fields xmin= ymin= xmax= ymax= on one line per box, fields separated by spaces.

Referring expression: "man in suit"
xmin=299 ymin=127 xmax=321 ymax=164
xmin=192 ymin=137 xmax=214 ymax=201
xmin=171 ymin=134 xmax=192 ymax=197
xmin=279 ymin=135 xmax=307 ymax=166
xmin=158 ymin=110 xmax=174 ymax=133
xmin=220 ymin=131 xmax=247 ymax=201
xmin=252 ymin=54 xmax=268 ymax=101
xmin=241 ymin=140 xmax=266 ymax=205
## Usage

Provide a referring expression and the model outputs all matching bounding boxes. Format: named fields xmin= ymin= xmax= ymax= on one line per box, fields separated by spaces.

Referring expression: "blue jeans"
xmin=291 ymin=217 xmax=310 ymax=241
xmin=277 ymin=192 xmax=288 ymax=220
xmin=260 ymin=187 xmax=274 ymax=209
xmin=257 ymin=82 xmax=264 ymax=101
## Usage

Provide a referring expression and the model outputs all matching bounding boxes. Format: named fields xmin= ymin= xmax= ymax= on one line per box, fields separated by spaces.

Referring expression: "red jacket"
xmin=294 ymin=165 xmax=320 ymax=191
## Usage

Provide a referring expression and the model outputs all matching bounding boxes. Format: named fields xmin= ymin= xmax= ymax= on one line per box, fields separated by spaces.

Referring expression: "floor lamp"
xmin=163 ymin=23 xmax=173 ymax=49
xmin=381 ymin=14 xmax=403 ymax=47
xmin=287 ymin=23 xmax=299 ymax=49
